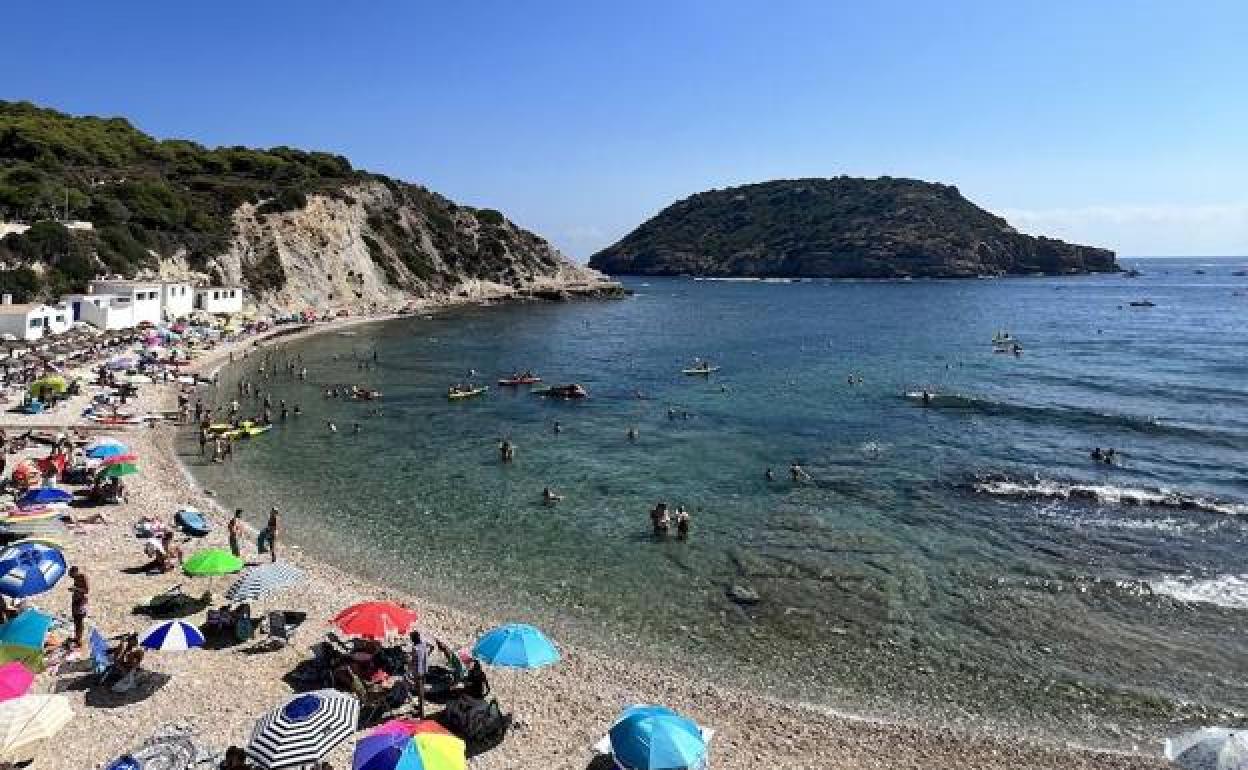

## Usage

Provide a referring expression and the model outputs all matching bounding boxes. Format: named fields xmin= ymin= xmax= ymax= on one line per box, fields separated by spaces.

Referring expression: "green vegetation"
xmin=589 ymin=177 xmax=1118 ymax=278
xmin=0 ymin=100 xmax=361 ymax=295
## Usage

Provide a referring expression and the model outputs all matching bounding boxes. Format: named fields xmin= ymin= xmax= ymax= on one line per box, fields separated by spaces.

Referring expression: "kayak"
xmin=175 ymin=508 xmax=212 ymax=537
xmin=682 ymin=367 xmax=720 ymax=375
xmin=533 ymin=384 xmax=588 ymax=399
xmin=448 ymin=386 xmax=488 ymax=400
xmin=498 ymin=377 xmax=542 ymax=386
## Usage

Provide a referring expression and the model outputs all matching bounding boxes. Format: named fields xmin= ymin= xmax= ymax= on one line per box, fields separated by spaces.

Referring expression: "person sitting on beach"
xmin=110 ymin=633 xmax=145 ymax=692
xmin=220 ymin=746 xmax=251 ymax=770
xmin=158 ymin=532 xmax=183 ymax=572
xmin=463 ymin=659 xmax=491 ymax=699
xmin=542 ymin=486 xmax=562 ymax=505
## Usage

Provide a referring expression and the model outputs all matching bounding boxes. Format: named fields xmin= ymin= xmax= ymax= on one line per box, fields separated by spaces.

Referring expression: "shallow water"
xmin=185 ymin=258 xmax=1248 ymax=746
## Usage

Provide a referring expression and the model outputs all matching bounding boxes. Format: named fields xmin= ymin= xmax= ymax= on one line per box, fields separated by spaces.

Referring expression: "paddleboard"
xmin=448 ymin=387 xmax=488 ymax=400
xmin=175 ymin=508 xmax=212 ymax=537
xmin=682 ymin=367 xmax=720 ymax=375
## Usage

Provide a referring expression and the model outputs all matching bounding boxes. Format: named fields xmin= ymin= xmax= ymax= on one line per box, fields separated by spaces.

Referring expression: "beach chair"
xmin=89 ymin=628 xmax=115 ymax=684
xmin=347 ymin=670 xmax=390 ymax=726
xmin=263 ymin=610 xmax=305 ymax=649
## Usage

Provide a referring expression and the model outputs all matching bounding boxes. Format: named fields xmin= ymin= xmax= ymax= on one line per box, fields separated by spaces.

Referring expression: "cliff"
xmin=0 ymin=101 xmax=614 ymax=309
xmin=589 ymin=177 xmax=1117 ymax=278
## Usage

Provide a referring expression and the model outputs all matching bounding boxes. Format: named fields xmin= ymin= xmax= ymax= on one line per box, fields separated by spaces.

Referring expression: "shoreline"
xmin=40 ymin=312 xmax=1168 ymax=769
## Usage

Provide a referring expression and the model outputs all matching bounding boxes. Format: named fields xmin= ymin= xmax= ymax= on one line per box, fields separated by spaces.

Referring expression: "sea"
xmin=183 ymin=257 xmax=1248 ymax=748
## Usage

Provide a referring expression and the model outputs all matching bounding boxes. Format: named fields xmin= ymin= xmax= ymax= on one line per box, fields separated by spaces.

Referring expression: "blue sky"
xmin=4 ymin=1 xmax=1246 ymax=257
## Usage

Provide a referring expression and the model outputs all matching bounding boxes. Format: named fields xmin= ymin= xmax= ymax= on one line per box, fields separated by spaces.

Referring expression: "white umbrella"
xmin=1166 ymin=728 xmax=1248 ymax=770
xmin=0 ymin=695 xmax=73 ymax=761
xmin=247 ymin=690 xmax=359 ymax=769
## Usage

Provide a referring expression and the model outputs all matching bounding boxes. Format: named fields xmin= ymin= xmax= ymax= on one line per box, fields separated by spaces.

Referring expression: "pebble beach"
xmin=10 ymin=318 xmax=1169 ymax=770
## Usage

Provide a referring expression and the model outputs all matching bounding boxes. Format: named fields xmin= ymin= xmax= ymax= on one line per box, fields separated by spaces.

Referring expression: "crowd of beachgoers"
xmin=0 ymin=309 xmax=1178 ymax=770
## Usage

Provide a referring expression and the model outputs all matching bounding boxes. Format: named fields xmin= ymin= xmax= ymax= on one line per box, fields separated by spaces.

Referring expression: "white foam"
xmin=1151 ymin=574 xmax=1248 ymax=609
xmin=973 ymin=478 xmax=1248 ymax=516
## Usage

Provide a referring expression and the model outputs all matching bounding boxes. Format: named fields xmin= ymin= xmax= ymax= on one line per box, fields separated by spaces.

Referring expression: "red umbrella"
xmin=331 ymin=601 xmax=418 ymax=640
xmin=100 ymin=453 xmax=139 ymax=466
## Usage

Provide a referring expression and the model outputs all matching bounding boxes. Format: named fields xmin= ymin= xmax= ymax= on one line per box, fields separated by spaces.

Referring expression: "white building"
xmin=0 ymin=296 xmax=72 ymax=341
xmin=87 ymin=280 xmax=163 ymax=326
xmin=194 ymin=286 xmax=244 ymax=315
xmin=160 ymin=281 xmax=194 ymax=320
xmin=64 ymin=293 xmax=135 ymax=331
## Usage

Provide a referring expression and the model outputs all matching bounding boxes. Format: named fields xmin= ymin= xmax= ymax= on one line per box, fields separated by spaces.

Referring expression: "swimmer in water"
xmin=553 ymin=420 xmax=562 ymax=434
xmin=765 ymin=467 xmax=775 ymax=482
xmin=627 ymin=427 xmax=639 ymax=442
xmin=353 ymin=422 xmax=361 ymax=434
xmin=327 ymin=421 xmax=337 ymax=433
xmin=790 ymin=462 xmax=810 ymax=482
xmin=542 ymin=486 xmax=562 ymax=505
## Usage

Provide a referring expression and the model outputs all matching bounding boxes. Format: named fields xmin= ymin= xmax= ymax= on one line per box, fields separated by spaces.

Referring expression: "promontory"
xmin=589 ymin=177 xmax=1117 ymax=278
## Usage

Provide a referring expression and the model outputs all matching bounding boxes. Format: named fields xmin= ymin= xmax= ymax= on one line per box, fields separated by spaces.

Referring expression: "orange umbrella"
xmin=331 ymin=602 xmax=418 ymax=640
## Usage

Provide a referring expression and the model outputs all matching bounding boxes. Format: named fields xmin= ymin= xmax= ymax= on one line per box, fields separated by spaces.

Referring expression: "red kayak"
xmin=498 ymin=377 xmax=542 ymax=386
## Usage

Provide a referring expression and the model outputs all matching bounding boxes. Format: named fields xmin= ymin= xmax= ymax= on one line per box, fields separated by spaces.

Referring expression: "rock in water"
xmin=729 ymin=584 xmax=762 ymax=604
xmin=589 ymin=177 xmax=1117 ymax=279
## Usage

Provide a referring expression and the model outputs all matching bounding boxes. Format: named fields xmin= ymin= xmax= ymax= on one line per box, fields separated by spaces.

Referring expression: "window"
xmin=55 ymin=315 xmax=64 ymax=323
xmin=213 ymin=291 xmax=220 ymax=300
xmin=28 ymin=318 xmax=41 ymax=328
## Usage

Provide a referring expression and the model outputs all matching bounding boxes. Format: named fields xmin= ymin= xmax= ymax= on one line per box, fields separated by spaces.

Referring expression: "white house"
xmin=160 ymin=281 xmax=194 ymax=320
xmin=0 ymin=296 xmax=72 ymax=341
xmin=64 ymin=293 xmax=135 ymax=331
xmin=88 ymin=280 xmax=163 ymax=325
xmin=194 ymin=286 xmax=244 ymax=315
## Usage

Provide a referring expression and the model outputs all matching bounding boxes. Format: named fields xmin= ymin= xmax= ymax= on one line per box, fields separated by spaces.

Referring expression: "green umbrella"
xmin=183 ymin=549 xmax=244 ymax=577
xmin=27 ymin=376 xmax=66 ymax=397
xmin=97 ymin=462 xmax=138 ymax=479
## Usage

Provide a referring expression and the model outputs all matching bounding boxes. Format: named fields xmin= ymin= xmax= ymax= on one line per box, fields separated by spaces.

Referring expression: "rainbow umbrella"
xmin=96 ymin=462 xmax=138 ymax=479
xmin=354 ymin=721 xmax=466 ymax=770
xmin=331 ymin=602 xmax=418 ymax=640
xmin=183 ymin=549 xmax=244 ymax=577
xmin=0 ymin=663 xmax=33 ymax=702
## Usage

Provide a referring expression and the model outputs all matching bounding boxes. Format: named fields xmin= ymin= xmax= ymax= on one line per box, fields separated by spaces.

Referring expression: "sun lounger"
xmin=262 ymin=610 xmax=305 ymax=649
xmin=347 ymin=669 xmax=391 ymax=725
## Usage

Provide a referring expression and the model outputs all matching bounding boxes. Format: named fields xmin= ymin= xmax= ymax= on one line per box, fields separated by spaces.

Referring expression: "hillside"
xmin=0 ymin=101 xmax=612 ymax=308
xmin=589 ymin=177 xmax=1117 ymax=278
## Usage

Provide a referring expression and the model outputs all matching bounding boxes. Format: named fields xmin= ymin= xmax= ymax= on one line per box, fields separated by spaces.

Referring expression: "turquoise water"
xmin=184 ymin=258 xmax=1248 ymax=746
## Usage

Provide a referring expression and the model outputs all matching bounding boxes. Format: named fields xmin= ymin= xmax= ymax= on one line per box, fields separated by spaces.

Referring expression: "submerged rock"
xmin=729 ymin=584 xmax=762 ymax=604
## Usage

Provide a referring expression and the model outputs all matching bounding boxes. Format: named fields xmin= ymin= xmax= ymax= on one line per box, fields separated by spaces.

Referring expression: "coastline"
xmin=41 ymin=313 xmax=1167 ymax=770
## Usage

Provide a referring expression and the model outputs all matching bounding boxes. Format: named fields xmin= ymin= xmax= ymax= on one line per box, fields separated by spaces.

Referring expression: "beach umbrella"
xmin=183 ymin=548 xmax=244 ymax=577
xmin=96 ymin=462 xmax=138 ymax=479
xmin=332 ymin=602 xmax=418 ymax=640
xmin=0 ymin=695 xmax=73 ymax=762
xmin=247 ymin=690 xmax=360 ymax=769
xmin=139 ymin=620 xmax=205 ymax=651
xmin=86 ymin=444 xmax=128 ymax=460
xmin=354 ymin=721 xmax=466 ymax=770
xmin=0 ymin=542 xmax=67 ymax=598
xmin=1166 ymin=728 xmax=1248 ymax=770
xmin=99 ymin=453 xmax=139 ymax=466
xmin=225 ymin=563 xmax=305 ymax=603
xmin=87 ymin=436 xmax=127 ymax=449
xmin=16 ymin=488 xmax=72 ymax=506
xmin=27 ymin=376 xmax=66 ymax=397
xmin=0 ymin=664 xmax=33 ymax=702
xmin=606 ymin=705 xmax=708 ymax=770
xmin=471 ymin=623 xmax=560 ymax=669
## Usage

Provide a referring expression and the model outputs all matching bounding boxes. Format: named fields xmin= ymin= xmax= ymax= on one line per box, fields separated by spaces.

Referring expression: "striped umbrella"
xmin=139 ymin=620 xmax=205 ymax=651
xmin=0 ymin=694 xmax=73 ymax=761
xmin=87 ymin=437 xmax=127 ymax=449
xmin=225 ymin=563 xmax=305 ymax=603
xmin=248 ymin=690 xmax=360 ymax=769
xmin=0 ymin=543 xmax=66 ymax=599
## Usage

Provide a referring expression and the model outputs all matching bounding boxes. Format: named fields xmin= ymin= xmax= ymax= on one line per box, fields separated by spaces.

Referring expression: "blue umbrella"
xmin=0 ymin=542 xmax=67 ymax=598
xmin=86 ymin=444 xmax=128 ymax=460
xmin=608 ymin=705 xmax=707 ymax=770
xmin=16 ymin=488 xmax=73 ymax=506
xmin=471 ymin=624 xmax=559 ymax=669
xmin=140 ymin=620 xmax=205 ymax=651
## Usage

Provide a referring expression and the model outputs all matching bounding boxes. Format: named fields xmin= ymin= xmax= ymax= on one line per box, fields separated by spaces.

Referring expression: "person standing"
xmin=228 ymin=509 xmax=245 ymax=558
xmin=266 ymin=507 xmax=280 ymax=563
xmin=68 ymin=566 xmax=89 ymax=650
xmin=409 ymin=631 xmax=429 ymax=717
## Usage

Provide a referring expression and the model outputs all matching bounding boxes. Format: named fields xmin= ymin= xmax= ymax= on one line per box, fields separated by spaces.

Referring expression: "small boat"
xmin=175 ymin=508 xmax=212 ymax=537
xmin=533 ymin=384 xmax=588 ymax=399
xmin=682 ymin=366 xmax=720 ymax=375
xmin=498 ymin=376 xmax=542 ymax=386
xmin=1233 ymin=270 xmax=1247 ymax=277
xmin=448 ymin=386 xmax=488 ymax=400
xmin=1128 ymin=300 xmax=1156 ymax=307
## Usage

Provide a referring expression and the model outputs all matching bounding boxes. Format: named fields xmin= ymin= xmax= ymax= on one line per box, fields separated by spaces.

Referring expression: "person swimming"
xmin=765 ymin=467 xmax=775 ymax=481
xmin=553 ymin=420 xmax=562 ymax=434
xmin=328 ymin=421 xmax=338 ymax=433
xmin=542 ymin=486 xmax=562 ymax=504
xmin=499 ymin=439 xmax=515 ymax=463
xmin=627 ymin=427 xmax=639 ymax=442
xmin=921 ymin=390 xmax=932 ymax=406
xmin=790 ymin=462 xmax=810 ymax=481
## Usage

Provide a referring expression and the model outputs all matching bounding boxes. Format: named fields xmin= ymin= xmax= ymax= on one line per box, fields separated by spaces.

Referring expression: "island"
xmin=589 ymin=177 xmax=1117 ymax=278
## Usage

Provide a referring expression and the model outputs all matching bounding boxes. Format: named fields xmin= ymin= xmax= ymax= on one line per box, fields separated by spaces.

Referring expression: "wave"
xmin=903 ymin=391 xmax=1247 ymax=449
xmin=970 ymin=475 xmax=1248 ymax=516
xmin=1151 ymin=574 xmax=1248 ymax=609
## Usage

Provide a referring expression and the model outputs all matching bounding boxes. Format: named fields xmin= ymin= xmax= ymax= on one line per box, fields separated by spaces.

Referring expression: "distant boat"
xmin=1232 ymin=270 xmax=1247 ymax=277
xmin=1128 ymin=300 xmax=1156 ymax=307
xmin=1123 ymin=268 xmax=1143 ymax=278
xmin=682 ymin=366 xmax=720 ymax=375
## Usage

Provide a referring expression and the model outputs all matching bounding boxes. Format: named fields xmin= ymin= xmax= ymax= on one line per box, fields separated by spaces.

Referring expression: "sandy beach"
xmin=12 ymin=315 xmax=1168 ymax=770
